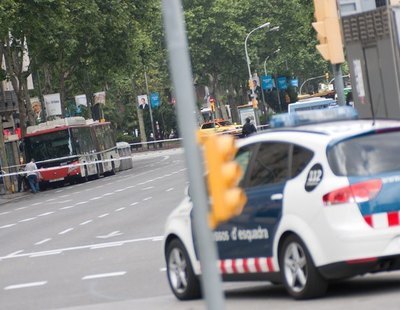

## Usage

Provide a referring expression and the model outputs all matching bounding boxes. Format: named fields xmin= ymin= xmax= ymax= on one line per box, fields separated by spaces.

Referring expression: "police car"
xmin=164 ymin=107 xmax=400 ymax=300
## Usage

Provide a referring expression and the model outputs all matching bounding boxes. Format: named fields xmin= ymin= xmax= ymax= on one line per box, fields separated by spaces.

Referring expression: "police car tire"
xmin=279 ymin=234 xmax=328 ymax=299
xmin=166 ymin=239 xmax=201 ymax=300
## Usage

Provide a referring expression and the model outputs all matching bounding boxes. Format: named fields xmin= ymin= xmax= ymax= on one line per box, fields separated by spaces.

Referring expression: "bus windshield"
xmin=24 ymin=129 xmax=73 ymax=162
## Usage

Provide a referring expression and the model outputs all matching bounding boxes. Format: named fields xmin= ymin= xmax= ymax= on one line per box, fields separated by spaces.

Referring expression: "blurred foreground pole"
xmin=162 ymin=1 xmax=225 ymax=309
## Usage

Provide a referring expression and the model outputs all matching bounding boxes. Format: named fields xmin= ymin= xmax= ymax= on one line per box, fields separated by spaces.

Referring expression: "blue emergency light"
xmin=270 ymin=106 xmax=358 ymax=128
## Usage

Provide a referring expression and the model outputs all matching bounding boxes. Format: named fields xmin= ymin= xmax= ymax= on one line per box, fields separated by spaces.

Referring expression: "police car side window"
xmin=291 ymin=145 xmax=314 ymax=178
xmin=248 ymin=142 xmax=289 ymax=187
xmin=235 ymin=145 xmax=253 ymax=186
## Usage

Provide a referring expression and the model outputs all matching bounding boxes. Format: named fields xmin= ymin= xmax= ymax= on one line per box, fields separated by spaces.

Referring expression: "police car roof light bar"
xmin=270 ymin=106 xmax=358 ymax=128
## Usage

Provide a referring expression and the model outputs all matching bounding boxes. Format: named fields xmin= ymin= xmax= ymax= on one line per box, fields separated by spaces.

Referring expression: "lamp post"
xmin=263 ymin=48 xmax=280 ymax=76
xmin=245 ymin=22 xmax=271 ymax=125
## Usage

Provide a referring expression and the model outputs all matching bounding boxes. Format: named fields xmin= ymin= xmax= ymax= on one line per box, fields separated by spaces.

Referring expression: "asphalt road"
xmin=1 ymin=148 xmax=400 ymax=310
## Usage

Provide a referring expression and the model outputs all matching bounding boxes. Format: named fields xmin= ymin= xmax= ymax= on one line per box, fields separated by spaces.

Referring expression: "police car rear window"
xmin=328 ymin=131 xmax=400 ymax=176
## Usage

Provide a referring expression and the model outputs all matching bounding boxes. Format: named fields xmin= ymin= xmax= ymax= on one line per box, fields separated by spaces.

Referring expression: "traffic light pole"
xmin=333 ymin=64 xmax=346 ymax=105
xmin=162 ymin=1 xmax=225 ymax=309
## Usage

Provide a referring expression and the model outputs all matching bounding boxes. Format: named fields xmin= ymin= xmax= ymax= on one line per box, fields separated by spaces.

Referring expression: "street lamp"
xmin=263 ymin=48 xmax=280 ymax=76
xmin=245 ymin=23 xmax=279 ymax=125
xmin=245 ymin=22 xmax=270 ymax=81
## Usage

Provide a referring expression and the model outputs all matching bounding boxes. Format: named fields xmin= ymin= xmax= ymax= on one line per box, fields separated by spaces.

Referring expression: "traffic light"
xmin=252 ymin=98 xmax=258 ymax=109
xmin=325 ymin=72 xmax=329 ymax=80
xmin=210 ymin=98 xmax=215 ymax=112
xmin=199 ymin=134 xmax=247 ymax=229
xmin=312 ymin=0 xmax=344 ymax=64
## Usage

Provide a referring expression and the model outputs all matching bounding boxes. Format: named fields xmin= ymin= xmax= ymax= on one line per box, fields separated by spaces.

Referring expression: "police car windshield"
xmin=328 ymin=131 xmax=400 ymax=176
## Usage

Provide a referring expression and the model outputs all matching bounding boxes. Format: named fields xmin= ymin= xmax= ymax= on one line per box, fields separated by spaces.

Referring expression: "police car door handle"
xmin=271 ymin=193 xmax=283 ymax=201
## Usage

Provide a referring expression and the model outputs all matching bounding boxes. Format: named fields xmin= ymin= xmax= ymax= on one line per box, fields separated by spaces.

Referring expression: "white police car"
xmin=164 ymin=107 xmax=400 ymax=300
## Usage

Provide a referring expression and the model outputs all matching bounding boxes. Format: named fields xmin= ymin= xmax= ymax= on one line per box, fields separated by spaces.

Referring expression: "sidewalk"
xmin=0 ymin=191 xmax=30 ymax=205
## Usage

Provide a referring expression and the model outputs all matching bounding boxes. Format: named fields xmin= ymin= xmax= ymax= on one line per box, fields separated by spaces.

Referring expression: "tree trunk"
xmin=0 ymin=118 xmax=12 ymax=194
xmin=137 ymin=107 xmax=147 ymax=143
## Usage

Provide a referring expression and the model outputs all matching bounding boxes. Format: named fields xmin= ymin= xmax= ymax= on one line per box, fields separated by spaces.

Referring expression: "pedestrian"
xmin=25 ymin=158 xmax=40 ymax=193
xmin=242 ymin=117 xmax=257 ymax=137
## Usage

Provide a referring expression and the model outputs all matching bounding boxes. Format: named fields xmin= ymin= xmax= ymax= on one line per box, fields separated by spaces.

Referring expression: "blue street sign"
xmin=290 ymin=78 xmax=299 ymax=87
xmin=150 ymin=92 xmax=160 ymax=108
xmin=261 ymin=75 xmax=273 ymax=90
xmin=277 ymin=77 xmax=288 ymax=90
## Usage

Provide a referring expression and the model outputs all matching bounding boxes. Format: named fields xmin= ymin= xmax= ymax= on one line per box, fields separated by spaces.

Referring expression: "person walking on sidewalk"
xmin=242 ymin=117 xmax=257 ymax=137
xmin=25 ymin=159 xmax=40 ymax=193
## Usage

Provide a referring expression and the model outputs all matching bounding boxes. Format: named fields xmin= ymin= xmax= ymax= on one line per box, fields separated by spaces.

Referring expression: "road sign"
xmin=290 ymin=78 xmax=299 ymax=87
xmin=150 ymin=92 xmax=160 ymax=108
xmin=277 ymin=76 xmax=288 ymax=90
xmin=261 ymin=75 xmax=273 ymax=90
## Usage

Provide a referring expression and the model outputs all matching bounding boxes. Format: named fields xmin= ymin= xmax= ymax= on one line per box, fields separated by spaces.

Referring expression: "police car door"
xmin=216 ymin=142 xmax=290 ymax=261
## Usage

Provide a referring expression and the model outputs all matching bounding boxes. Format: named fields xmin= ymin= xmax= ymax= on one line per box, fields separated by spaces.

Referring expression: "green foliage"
xmin=0 ymin=0 xmax=335 ymax=135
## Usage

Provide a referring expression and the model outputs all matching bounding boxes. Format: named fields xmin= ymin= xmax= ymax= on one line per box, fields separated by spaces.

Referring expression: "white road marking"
xmin=35 ymin=238 xmax=51 ymax=245
xmin=5 ymin=281 xmax=47 ymax=290
xmin=166 ymin=187 xmax=174 ymax=192
xmin=0 ymin=236 xmax=163 ymax=260
xmin=5 ymin=250 xmax=24 ymax=257
xmin=114 ymin=189 xmax=125 ymax=192
xmin=98 ymin=213 xmax=109 ymax=218
xmin=91 ymin=243 xmax=124 ymax=249
xmin=60 ymin=194 xmax=69 ymax=198
xmin=37 ymin=212 xmax=54 ymax=217
xmin=130 ymin=202 xmax=138 ymax=206
xmin=143 ymin=197 xmax=152 ymax=201
xmin=96 ymin=231 xmax=122 ymax=239
xmin=126 ymin=185 xmax=135 ymax=189
xmin=90 ymin=197 xmax=101 ymax=201
xmin=95 ymin=185 xmax=104 ymax=189
xmin=72 ymin=191 xmax=82 ymax=195
xmin=16 ymin=207 xmax=28 ymax=210
xmin=80 ymin=220 xmax=93 ymax=226
xmin=76 ymin=201 xmax=89 ymax=205
xmin=160 ymin=267 xmax=167 ymax=272
xmin=55 ymin=189 xmax=63 ymax=193
xmin=31 ymin=202 xmax=42 ymax=206
xmin=115 ymin=207 xmax=125 ymax=212
xmin=19 ymin=218 xmax=36 ymax=223
xmin=152 ymin=236 xmax=164 ymax=242
xmin=59 ymin=228 xmax=74 ymax=235
xmin=30 ymin=251 xmax=61 ymax=258
xmin=60 ymin=205 xmax=75 ymax=210
xmin=0 ymin=211 xmax=10 ymax=216
xmin=46 ymin=198 xmax=56 ymax=202
xmin=82 ymin=271 xmax=126 ymax=280
xmin=142 ymin=186 xmax=154 ymax=190
xmin=0 ymin=223 xmax=16 ymax=229
xmin=103 ymin=193 xmax=113 ymax=196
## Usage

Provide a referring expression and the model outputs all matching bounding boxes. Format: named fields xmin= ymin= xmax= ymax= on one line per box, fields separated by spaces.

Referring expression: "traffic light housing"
xmin=312 ymin=0 xmax=344 ymax=64
xmin=248 ymin=79 xmax=253 ymax=90
xmin=325 ymin=72 xmax=329 ymax=80
xmin=252 ymin=98 xmax=258 ymax=109
xmin=199 ymin=134 xmax=247 ymax=229
xmin=210 ymin=98 xmax=215 ymax=112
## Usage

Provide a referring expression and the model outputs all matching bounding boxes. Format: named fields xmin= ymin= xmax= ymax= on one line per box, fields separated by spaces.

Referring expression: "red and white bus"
xmin=23 ymin=117 xmax=120 ymax=188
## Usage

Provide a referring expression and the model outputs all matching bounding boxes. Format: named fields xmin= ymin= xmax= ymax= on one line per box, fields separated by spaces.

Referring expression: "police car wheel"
xmin=279 ymin=235 xmax=328 ymax=299
xmin=166 ymin=239 xmax=201 ymax=300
